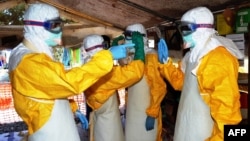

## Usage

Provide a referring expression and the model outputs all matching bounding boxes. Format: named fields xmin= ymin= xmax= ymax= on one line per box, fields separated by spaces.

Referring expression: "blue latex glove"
xmin=145 ymin=116 xmax=155 ymax=131
xmin=109 ymin=43 xmax=135 ymax=60
xmin=157 ymin=38 xmax=168 ymax=64
xmin=75 ymin=110 xmax=89 ymax=130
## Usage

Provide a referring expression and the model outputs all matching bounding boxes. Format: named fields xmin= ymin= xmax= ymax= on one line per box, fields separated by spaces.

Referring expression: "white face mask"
xmin=45 ymin=32 xmax=62 ymax=47
xmin=182 ymin=34 xmax=196 ymax=49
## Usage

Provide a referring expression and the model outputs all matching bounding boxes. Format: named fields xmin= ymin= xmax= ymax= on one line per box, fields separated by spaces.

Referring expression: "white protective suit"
xmin=159 ymin=7 xmax=243 ymax=141
xmin=8 ymin=3 xmax=114 ymax=141
xmin=125 ymin=24 xmax=167 ymax=141
xmin=83 ymin=34 xmax=144 ymax=141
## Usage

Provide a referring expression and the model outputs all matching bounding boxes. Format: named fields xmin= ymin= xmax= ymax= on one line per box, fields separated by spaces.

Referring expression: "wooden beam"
xmin=118 ymin=0 xmax=176 ymax=22
xmin=59 ymin=10 xmax=101 ymax=26
xmin=26 ymin=0 xmax=124 ymax=31
xmin=0 ymin=24 xmax=99 ymax=32
xmin=63 ymin=24 xmax=98 ymax=29
xmin=34 ymin=0 xmax=114 ymax=27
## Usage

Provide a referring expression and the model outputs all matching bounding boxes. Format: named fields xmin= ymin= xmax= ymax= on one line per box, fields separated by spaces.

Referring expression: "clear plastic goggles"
xmin=85 ymin=42 xmax=110 ymax=51
xmin=123 ymin=30 xmax=145 ymax=40
xmin=177 ymin=22 xmax=213 ymax=36
xmin=24 ymin=18 xmax=64 ymax=33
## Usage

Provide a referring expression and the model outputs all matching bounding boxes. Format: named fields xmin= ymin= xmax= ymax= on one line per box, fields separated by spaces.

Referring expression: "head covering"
xmin=126 ymin=23 xmax=147 ymax=36
xmin=125 ymin=23 xmax=154 ymax=54
xmin=180 ymin=7 xmax=217 ymax=63
xmin=181 ymin=7 xmax=214 ymax=24
xmin=23 ymin=3 xmax=60 ymax=58
xmin=181 ymin=7 xmax=216 ymax=40
xmin=180 ymin=7 xmax=243 ymax=73
xmin=83 ymin=34 xmax=104 ymax=57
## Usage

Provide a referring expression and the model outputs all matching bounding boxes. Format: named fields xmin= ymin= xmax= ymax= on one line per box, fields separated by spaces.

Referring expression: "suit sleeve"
xmin=158 ymin=58 xmax=184 ymax=91
xmin=198 ymin=48 xmax=242 ymax=141
xmin=145 ymin=54 xmax=167 ymax=117
xmin=10 ymin=50 xmax=113 ymax=99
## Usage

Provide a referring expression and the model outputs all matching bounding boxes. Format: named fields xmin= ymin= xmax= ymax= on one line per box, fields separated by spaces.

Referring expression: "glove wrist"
xmin=132 ymin=32 xmax=145 ymax=63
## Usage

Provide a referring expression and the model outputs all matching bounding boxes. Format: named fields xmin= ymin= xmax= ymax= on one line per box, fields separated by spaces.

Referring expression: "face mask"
xmin=45 ymin=32 xmax=62 ymax=47
xmin=182 ymin=34 xmax=196 ymax=49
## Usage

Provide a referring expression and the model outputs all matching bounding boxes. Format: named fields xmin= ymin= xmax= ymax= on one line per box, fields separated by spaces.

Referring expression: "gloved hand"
xmin=112 ymin=35 xmax=125 ymax=46
xmin=132 ymin=31 xmax=145 ymax=63
xmin=109 ymin=43 xmax=135 ymax=60
xmin=75 ymin=110 xmax=89 ymax=130
xmin=145 ymin=116 xmax=155 ymax=131
xmin=158 ymin=38 xmax=168 ymax=64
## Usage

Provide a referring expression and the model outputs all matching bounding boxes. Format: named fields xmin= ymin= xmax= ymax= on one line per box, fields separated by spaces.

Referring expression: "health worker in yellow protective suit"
xmin=83 ymin=34 xmax=145 ymax=141
xmin=8 ymin=3 xmax=130 ymax=141
xmin=124 ymin=23 xmax=167 ymax=141
xmin=158 ymin=7 xmax=243 ymax=141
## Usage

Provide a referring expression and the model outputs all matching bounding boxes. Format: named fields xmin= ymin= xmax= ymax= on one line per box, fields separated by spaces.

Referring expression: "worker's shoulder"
xmin=204 ymin=46 xmax=238 ymax=65
xmin=209 ymin=46 xmax=236 ymax=59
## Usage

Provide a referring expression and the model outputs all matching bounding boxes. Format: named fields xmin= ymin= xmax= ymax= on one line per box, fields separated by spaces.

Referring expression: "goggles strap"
xmin=85 ymin=45 xmax=103 ymax=52
xmin=24 ymin=20 xmax=63 ymax=34
xmin=24 ymin=20 xmax=44 ymax=26
xmin=196 ymin=24 xmax=213 ymax=29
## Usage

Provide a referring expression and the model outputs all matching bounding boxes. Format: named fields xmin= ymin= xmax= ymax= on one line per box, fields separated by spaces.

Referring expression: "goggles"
xmin=85 ymin=44 xmax=104 ymax=52
xmin=123 ymin=30 xmax=145 ymax=40
xmin=24 ymin=18 xmax=64 ymax=33
xmin=85 ymin=41 xmax=111 ymax=52
xmin=177 ymin=22 xmax=213 ymax=36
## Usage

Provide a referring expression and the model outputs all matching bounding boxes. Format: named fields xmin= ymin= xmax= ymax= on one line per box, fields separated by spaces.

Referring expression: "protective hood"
xmin=80 ymin=47 xmax=91 ymax=65
xmin=126 ymin=23 xmax=155 ymax=54
xmin=82 ymin=34 xmax=104 ymax=59
xmin=181 ymin=7 xmax=214 ymax=25
xmin=126 ymin=23 xmax=147 ymax=35
xmin=181 ymin=7 xmax=217 ymax=62
xmin=180 ymin=7 xmax=244 ymax=73
xmin=23 ymin=3 xmax=60 ymax=58
xmin=210 ymin=35 xmax=244 ymax=60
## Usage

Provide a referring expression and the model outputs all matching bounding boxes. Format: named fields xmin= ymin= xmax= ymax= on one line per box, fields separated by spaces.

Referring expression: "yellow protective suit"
xmin=159 ymin=46 xmax=242 ymax=141
xmin=85 ymin=60 xmax=144 ymax=110
xmin=69 ymin=99 xmax=79 ymax=113
xmin=9 ymin=50 xmax=113 ymax=134
xmin=84 ymin=60 xmax=144 ymax=141
xmin=125 ymin=53 xmax=167 ymax=141
xmin=145 ymin=54 xmax=167 ymax=141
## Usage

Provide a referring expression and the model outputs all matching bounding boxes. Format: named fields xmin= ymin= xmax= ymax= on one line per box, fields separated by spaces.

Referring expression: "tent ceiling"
xmin=0 ymin=0 xmax=250 ymax=48
xmin=2 ymin=0 xmax=249 ymax=30
xmin=40 ymin=0 xmax=250 ymax=29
